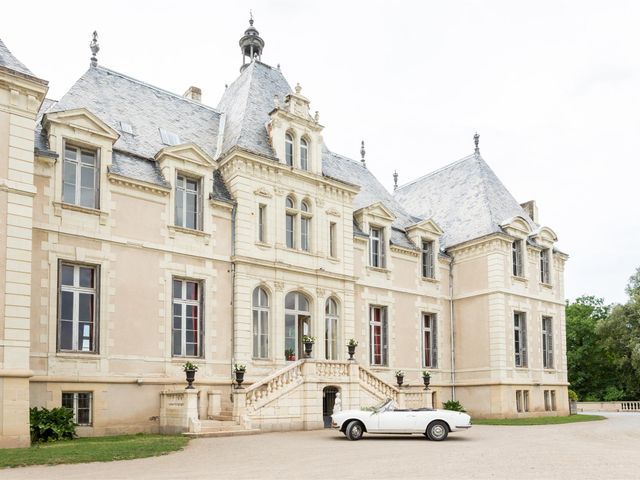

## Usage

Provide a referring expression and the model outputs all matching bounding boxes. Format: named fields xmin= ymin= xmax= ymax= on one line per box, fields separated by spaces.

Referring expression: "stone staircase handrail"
xmin=358 ymin=364 xmax=400 ymax=402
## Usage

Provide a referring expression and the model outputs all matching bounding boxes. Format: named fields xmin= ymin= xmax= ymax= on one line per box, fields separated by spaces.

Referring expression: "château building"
xmin=0 ymin=20 xmax=568 ymax=447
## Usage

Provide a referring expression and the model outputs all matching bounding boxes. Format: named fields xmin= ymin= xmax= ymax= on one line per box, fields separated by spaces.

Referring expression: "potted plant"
xmin=347 ymin=339 xmax=358 ymax=361
xmin=233 ymin=363 xmax=246 ymax=388
xmin=302 ymin=335 xmax=315 ymax=358
xmin=183 ymin=361 xmax=198 ymax=390
xmin=285 ymin=348 xmax=296 ymax=361
xmin=568 ymin=389 xmax=578 ymax=415
xmin=395 ymin=370 xmax=405 ymax=387
xmin=422 ymin=370 xmax=431 ymax=390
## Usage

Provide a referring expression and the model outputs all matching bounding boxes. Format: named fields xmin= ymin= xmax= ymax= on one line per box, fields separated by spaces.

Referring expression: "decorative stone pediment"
xmin=406 ymin=218 xmax=444 ymax=237
xmin=531 ymin=226 xmax=558 ymax=246
xmin=357 ymin=202 xmax=396 ymax=223
xmin=500 ymin=215 xmax=532 ymax=238
xmin=44 ymin=108 xmax=119 ymax=141
xmin=155 ymin=143 xmax=216 ymax=168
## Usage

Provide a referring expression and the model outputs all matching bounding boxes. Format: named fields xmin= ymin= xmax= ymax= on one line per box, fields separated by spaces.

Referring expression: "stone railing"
xmin=313 ymin=360 xmax=350 ymax=378
xmin=244 ymin=360 xmax=304 ymax=411
xmin=577 ymin=401 xmax=640 ymax=412
xmin=621 ymin=401 xmax=640 ymax=411
xmin=358 ymin=365 xmax=399 ymax=402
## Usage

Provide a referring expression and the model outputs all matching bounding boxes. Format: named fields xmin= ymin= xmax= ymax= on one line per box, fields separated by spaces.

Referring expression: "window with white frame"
xmin=300 ymin=137 xmax=309 ymax=170
xmin=300 ymin=200 xmax=311 ymax=252
xmin=252 ymin=287 xmax=269 ymax=359
xmin=325 ymin=298 xmax=339 ymax=360
xmin=422 ymin=313 xmax=438 ymax=368
xmin=514 ymin=312 xmax=527 ymax=367
xmin=542 ymin=316 xmax=554 ymax=369
xmin=172 ymin=278 xmax=202 ymax=357
xmin=369 ymin=227 xmax=385 ymax=268
xmin=329 ymin=222 xmax=337 ymax=258
xmin=175 ymin=173 xmax=202 ymax=230
xmin=369 ymin=306 xmax=388 ymax=366
xmin=285 ymin=196 xmax=296 ymax=249
xmin=285 ymin=133 xmax=294 ymax=166
xmin=258 ymin=204 xmax=267 ymax=243
xmin=62 ymin=392 xmax=92 ymax=426
xmin=63 ymin=144 xmax=99 ymax=209
xmin=58 ymin=263 xmax=98 ymax=353
xmin=512 ymin=240 xmax=523 ymax=277
xmin=540 ymin=248 xmax=551 ymax=283
xmin=422 ymin=240 xmax=435 ymax=278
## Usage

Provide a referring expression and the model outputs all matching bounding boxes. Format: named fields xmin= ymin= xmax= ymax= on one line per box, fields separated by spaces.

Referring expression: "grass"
xmin=0 ymin=434 xmax=189 ymax=469
xmin=472 ymin=414 xmax=606 ymax=426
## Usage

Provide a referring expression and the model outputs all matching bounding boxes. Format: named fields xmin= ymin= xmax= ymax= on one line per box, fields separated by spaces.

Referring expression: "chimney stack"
xmin=520 ymin=200 xmax=538 ymax=223
xmin=183 ymin=86 xmax=202 ymax=102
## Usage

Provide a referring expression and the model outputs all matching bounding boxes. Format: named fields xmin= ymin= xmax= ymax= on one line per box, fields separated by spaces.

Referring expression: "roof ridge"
xmin=94 ymin=66 xmax=222 ymax=115
xmin=396 ymin=153 xmax=476 ymax=192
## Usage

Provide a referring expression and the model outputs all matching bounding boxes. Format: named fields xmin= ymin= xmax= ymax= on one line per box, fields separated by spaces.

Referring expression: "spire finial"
xmin=474 ymin=132 xmax=480 ymax=155
xmin=90 ymin=31 xmax=100 ymax=67
xmin=360 ymin=140 xmax=366 ymax=168
xmin=249 ymin=10 xmax=254 ymax=26
xmin=393 ymin=170 xmax=398 ymax=191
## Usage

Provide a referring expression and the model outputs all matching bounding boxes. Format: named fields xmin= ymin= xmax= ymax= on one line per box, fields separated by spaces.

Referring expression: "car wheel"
xmin=426 ymin=420 xmax=449 ymax=441
xmin=345 ymin=420 xmax=364 ymax=441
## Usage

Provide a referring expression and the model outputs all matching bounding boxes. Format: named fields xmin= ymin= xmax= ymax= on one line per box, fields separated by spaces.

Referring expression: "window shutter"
xmin=522 ymin=316 xmax=528 ymax=367
xmin=432 ymin=316 xmax=438 ymax=368
xmin=380 ymin=229 xmax=386 ymax=268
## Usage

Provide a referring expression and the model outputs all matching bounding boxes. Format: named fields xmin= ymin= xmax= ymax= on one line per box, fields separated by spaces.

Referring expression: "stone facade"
xmin=0 ymin=23 xmax=568 ymax=447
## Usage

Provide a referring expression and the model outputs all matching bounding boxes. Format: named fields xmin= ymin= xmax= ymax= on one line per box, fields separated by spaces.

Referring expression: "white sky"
xmin=3 ymin=1 xmax=638 ymax=304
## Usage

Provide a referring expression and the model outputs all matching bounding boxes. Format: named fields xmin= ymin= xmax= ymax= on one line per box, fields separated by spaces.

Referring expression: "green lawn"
xmin=472 ymin=414 xmax=606 ymax=426
xmin=0 ymin=434 xmax=189 ymax=469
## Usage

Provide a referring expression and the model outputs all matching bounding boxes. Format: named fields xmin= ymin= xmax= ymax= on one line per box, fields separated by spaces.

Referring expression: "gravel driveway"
xmin=4 ymin=412 xmax=640 ymax=480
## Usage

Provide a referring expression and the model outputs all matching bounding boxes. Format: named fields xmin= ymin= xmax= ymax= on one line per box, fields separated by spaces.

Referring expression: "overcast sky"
xmin=2 ymin=1 xmax=638 ymax=304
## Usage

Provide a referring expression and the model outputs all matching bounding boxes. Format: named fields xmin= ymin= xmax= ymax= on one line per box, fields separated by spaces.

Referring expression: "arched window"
xmin=285 ymin=196 xmax=296 ymax=248
xmin=325 ymin=297 xmax=339 ymax=360
xmin=285 ymin=133 xmax=294 ymax=166
xmin=300 ymin=138 xmax=309 ymax=170
xmin=300 ymin=200 xmax=311 ymax=252
xmin=252 ymin=287 xmax=269 ymax=359
xmin=285 ymin=291 xmax=311 ymax=360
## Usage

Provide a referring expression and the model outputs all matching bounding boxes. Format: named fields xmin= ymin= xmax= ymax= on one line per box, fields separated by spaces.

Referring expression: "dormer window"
xmin=175 ymin=173 xmax=201 ymax=230
xmin=285 ymin=133 xmax=294 ymax=166
xmin=540 ymin=249 xmax=551 ymax=284
xmin=369 ymin=227 xmax=385 ymax=268
xmin=300 ymin=138 xmax=309 ymax=170
xmin=512 ymin=240 xmax=523 ymax=277
xmin=63 ymin=144 xmax=99 ymax=209
xmin=421 ymin=240 xmax=435 ymax=279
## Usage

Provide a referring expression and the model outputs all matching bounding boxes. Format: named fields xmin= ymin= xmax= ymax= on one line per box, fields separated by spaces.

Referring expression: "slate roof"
xmin=0 ymin=37 xmax=36 ymax=77
xmin=49 ymin=66 xmax=222 ymax=160
xmin=35 ymin=98 xmax=58 ymax=156
xmin=217 ymin=61 xmax=292 ymax=159
xmin=109 ymin=151 xmax=171 ymax=188
xmin=394 ymin=153 xmax=536 ymax=248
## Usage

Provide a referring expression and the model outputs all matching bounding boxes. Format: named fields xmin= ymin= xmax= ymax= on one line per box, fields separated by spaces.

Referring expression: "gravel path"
xmin=4 ymin=412 xmax=640 ymax=480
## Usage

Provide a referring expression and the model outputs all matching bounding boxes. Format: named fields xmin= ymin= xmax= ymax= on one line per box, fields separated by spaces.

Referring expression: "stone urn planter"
xmin=234 ymin=364 xmax=246 ymax=389
xmin=422 ymin=371 xmax=431 ymax=391
xmin=182 ymin=361 xmax=198 ymax=390
xmin=302 ymin=336 xmax=315 ymax=358
xmin=395 ymin=370 xmax=405 ymax=387
xmin=347 ymin=339 xmax=358 ymax=361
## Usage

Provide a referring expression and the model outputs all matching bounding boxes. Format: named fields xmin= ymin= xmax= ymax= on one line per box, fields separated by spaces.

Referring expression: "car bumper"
xmin=455 ymin=425 xmax=472 ymax=429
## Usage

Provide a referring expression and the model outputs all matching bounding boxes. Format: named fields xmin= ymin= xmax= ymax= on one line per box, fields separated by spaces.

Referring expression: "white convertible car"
xmin=332 ymin=398 xmax=472 ymax=441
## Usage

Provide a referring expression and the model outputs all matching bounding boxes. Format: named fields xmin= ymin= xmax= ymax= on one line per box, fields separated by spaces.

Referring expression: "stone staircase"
xmin=184 ymin=419 xmax=260 ymax=438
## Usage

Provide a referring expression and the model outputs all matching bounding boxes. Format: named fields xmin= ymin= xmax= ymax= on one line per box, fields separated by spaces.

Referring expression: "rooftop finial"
xmin=393 ymin=170 xmax=398 ymax=191
xmin=249 ymin=9 xmax=254 ymax=26
xmin=90 ymin=31 xmax=100 ymax=67
xmin=239 ymin=12 xmax=265 ymax=72
xmin=360 ymin=140 xmax=366 ymax=168
xmin=295 ymin=82 xmax=302 ymax=94
xmin=474 ymin=132 xmax=480 ymax=155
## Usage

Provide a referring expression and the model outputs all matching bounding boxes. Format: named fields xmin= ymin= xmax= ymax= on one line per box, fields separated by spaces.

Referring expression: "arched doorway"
xmin=323 ymin=386 xmax=339 ymax=428
xmin=285 ymin=291 xmax=311 ymax=360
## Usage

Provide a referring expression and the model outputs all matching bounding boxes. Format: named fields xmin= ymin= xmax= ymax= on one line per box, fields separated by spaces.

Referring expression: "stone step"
xmin=183 ymin=428 xmax=261 ymax=438
xmin=208 ymin=414 xmax=234 ymax=421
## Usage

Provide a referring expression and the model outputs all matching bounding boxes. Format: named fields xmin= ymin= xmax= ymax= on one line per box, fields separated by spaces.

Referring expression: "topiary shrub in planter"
xmin=30 ymin=406 xmax=76 ymax=443
xmin=442 ymin=400 xmax=466 ymax=412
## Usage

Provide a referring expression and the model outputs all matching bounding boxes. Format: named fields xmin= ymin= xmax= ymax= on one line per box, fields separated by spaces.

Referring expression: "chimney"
xmin=520 ymin=200 xmax=538 ymax=223
xmin=183 ymin=86 xmax=202 ymax=102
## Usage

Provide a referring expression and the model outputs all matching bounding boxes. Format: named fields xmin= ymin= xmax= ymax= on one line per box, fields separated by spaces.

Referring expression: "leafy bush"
xmin=30 ymin=407 xmax=76 ymax=443
xmin=443 ymin=400 xmax=466 ymax=412
xmin=603 ymin=386 xmax=625 ymax=401
xmin=568 ymin=389 xmax=578 ymax=401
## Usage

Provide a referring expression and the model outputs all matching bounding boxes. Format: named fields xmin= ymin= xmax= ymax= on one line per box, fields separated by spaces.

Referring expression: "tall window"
xmin=62 ymin=392 xmax=92 ymax=426
xmin=369 ymin=227 xmax=385 ymax=268
xmin=285 ymin=291 xmax=311 ymax=359
xmin=514 ymin=312 xmax=527 ymax=367
xmin=369 ymin=306 xmax=388 ymax=366
xmin=252 ymin=287 xmax=269 ymax=359
xmin=516 ymin=390 xmax=523 ymax=413
xmin=422 ymin=240 xmax=435 ymax=278
xmin=542 ymin=316 xmax=554 ymax=369
xmin=58 ymin=263 xmax=98 ymax=353
xmin=300 ymin=138 xmax=309 ymax=170
xmin=512 ymin=240 xmax=523 ymax=277
xmin=422 ymin=313 xmax=438 ymax=368
xmin=540 ymin=248 xmax=550 ymax=283
xmin=285 ymin=133 xmax=294 ymax=166
xmin=325 ymin=298 xmax=339 ymax=360
xmin=176 ymin=174 xmax=201 ymax=230
xmin=258 ymin=204 xmax=266 ymax=242
xmin=63 ymin=144 xmax=99 ymax=209
xmin=285 ymin=196 xmax=296 ymax=249
xmin=300 ymin=200 xmax=311 ymax=252
xmin=172 ymin=279 xmax=202 ymax=357
xmin=329 ymin=222 xmax=337 ymax=258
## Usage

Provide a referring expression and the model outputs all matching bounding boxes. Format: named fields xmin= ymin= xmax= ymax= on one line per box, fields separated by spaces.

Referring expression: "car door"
xmin=376 ymin=409 xmax=417 ymax=433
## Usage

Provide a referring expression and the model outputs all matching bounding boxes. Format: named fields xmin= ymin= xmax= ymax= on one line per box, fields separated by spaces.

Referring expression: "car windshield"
xmin=373 ymin=398 xmax=395 ymax=412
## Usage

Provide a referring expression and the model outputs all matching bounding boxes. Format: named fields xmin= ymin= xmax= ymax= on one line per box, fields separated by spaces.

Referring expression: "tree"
xmin=565 ymin=296 xmax=613 ymax=400
xmin=597 ymin=268 xmax=640 ymax=399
